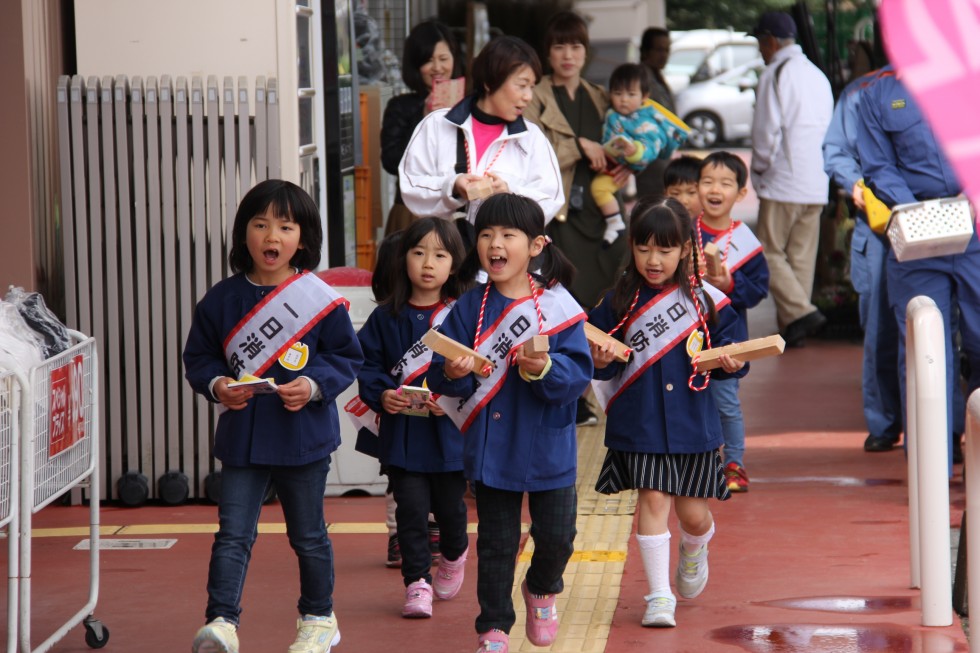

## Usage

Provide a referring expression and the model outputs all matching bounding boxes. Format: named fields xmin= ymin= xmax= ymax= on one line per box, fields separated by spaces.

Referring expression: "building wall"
xmin=0 ymin=1 xmax=36 ymax=293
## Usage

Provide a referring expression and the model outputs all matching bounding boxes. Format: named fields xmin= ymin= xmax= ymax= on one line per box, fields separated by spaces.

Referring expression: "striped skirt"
xmin=595 ymin=448 xmax=731 ymax=500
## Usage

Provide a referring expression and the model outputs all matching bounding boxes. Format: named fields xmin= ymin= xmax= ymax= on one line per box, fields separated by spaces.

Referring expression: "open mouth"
xmin=488 ymin=255 xmax=508 ymax=272
xmin=263 ymin=248 xmax=280 ymax=264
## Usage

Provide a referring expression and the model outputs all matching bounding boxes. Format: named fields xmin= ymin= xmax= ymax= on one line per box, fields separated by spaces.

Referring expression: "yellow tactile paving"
xmin=508 ymin=416 xmax=637 ymax=653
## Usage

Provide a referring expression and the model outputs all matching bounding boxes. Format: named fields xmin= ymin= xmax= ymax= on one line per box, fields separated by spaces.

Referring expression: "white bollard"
xmin=905 ymin=296 xmax=952 ymax=627
xmin=966 ymin=389 xmax=980 ymax=653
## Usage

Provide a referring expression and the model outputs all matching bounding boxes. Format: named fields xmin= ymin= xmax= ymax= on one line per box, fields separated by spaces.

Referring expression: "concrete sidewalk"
xmin=0 ymin=339 xmax=968 ymax=652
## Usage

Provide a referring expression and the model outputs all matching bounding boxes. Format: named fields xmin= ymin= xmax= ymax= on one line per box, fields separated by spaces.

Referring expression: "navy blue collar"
xmin=444 ymin=94 xmax=529 ymax=136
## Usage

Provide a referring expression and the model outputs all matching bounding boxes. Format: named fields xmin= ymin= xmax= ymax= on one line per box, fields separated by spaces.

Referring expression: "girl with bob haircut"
xmin=185 ymin=179 xmax=363 ymax=653
xmin=398 ymin=36 xmax=564 ymax=229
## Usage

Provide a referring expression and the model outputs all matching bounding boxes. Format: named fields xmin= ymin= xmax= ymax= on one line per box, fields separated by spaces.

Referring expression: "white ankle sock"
xmin=602 ymin=213 xmax=625 ymax=245
xmin=636 ymin=532 xmax=672 ymax=597
xmin=679 ymin=522 xmax=715 ymax=555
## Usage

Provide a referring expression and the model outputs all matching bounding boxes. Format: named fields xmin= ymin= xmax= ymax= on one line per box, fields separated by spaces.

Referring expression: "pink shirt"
xmin=471 ymin=118 xmax=506 ymax=168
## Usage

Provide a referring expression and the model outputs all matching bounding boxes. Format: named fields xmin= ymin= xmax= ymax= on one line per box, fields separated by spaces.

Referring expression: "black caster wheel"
xmin=84 ymin=617 xmax=109 ymax=648
xmin=117 ymin=471 xmax=149 ymax=507
xmin=158 ymin=470 xmax=189 ymax=505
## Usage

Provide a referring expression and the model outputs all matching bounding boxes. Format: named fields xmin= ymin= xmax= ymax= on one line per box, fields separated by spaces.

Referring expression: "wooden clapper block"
xmin=523 ymin=335 xmax=550 ymax=358
xmin=583 ymin=322 xmax=633 ymax=363
xmin=702 ymin=241 xmax=723 ymax=277
xmin=464 ymin=177 xmax=494 ymax=201
xmin=695 ymin=334 xmax=786 ymax=372
xmin=421 ymin=329 xmax=496 ymax=377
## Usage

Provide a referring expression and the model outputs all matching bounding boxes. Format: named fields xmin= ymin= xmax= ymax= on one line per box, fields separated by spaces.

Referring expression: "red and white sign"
xmin=49 ymin=355 xmax=85 ymax=456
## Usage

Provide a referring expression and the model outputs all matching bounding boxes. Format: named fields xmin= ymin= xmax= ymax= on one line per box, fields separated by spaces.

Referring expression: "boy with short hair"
xmin=663 ymin=155 xmax=704 ymax=219
xmin=592 ymin=63 xmax=689 ymax=246
xmin=695 ymin=151 xmax=770 ymax=492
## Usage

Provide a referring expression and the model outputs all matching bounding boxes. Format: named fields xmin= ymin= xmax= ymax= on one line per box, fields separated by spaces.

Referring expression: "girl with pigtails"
xmin=587 ymin=196 xmax=746 ymax=629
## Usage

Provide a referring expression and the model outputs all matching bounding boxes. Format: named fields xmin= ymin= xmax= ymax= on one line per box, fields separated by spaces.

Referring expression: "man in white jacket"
xmin=750 ymin=11 xmax=833 ymax=347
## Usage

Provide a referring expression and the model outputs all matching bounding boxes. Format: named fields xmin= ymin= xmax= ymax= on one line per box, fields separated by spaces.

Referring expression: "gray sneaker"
xmin=675 ymin=541 xmax=709 ymax=599
xmin=641 ymin=594 xmax=676 ymax=627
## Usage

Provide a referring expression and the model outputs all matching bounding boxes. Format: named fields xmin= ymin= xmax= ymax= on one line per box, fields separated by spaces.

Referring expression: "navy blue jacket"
xmin=855 ymin=66 xmax=961 ymax=207
xmin=357 ymin=302 xmax=464 ymax=473
xmin=427 ymin=284 xmax=593 ymax=492
xmin=183 ymin=274 xmax=363 ymax=466
xmin=589 ymin=284 xmax=744 ymax=454
xmin=699 ymin=221 xmax=770 ymax=349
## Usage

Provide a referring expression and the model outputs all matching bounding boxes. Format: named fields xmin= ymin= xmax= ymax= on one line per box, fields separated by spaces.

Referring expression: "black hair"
xmin=609 ymin=63 xmax=652 ymax=97
xmin=639 ymin=27 xmax=670 ymax=56
xmin=542 ymin=10 xmax=590 ymax=55
xmin=460 ymin=194 xmax=575 ymax=289
xmin=699 ymin=150 xmax=748 ymax=190
xmin=611 ymin=196 xmax=716 ymax=323
xmin=382 ymin=217 xmax=469 ymax=315
xmin=663 ymin=154 xmax=703 ymax=188
xmin=401 ymin=21 xmax=463 ymax=96
xmin=471 ymin=36 xmax=542 ymax=99
xmin=371 ymin=229 xmax=405 ymax=304
xmin=228 ymin=179 xmax=321 ymax=273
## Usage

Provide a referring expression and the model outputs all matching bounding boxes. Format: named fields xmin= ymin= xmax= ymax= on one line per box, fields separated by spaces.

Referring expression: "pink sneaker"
xmin=475 ymin=629 xmax=509 ymax=652
xmin=521 ymin=580 xmax=558 ymax=646
xmin=402 ymin=579 xmax=433 ymax=618
xmin=433 ymin=547 xmax=468 ymax=600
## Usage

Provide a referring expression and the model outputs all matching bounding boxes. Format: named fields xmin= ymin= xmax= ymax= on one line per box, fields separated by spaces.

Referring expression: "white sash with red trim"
xmin=591 ymin=283 xmax=730 ymax=413
xmin=223 ymin=272 xmax=348 ymax=378
xmin=437 ymin=284 xmax=585 ymax=433
xmin=345 ymin=301 xmax=455 ymax=438
xmin=708 ymin=221 xmax=763 ymax=274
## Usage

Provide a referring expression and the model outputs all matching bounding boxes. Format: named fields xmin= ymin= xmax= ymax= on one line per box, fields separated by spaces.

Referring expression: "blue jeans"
xmin=205 ymin=458 xmax=334 ymax=625
xmin=850 ymin=219 xmax=903 ymax=441
xmin=888 ymin=231 xmax=980 ymax=475
xmin=711 ymin=377 xmax=745 ymax=468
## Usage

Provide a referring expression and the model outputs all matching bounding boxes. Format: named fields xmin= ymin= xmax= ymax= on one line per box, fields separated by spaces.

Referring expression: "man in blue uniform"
xmin=855 ymin=66 xmax=980 ymax=471
xmin=822 ymin=70 xmax=903 ymax=453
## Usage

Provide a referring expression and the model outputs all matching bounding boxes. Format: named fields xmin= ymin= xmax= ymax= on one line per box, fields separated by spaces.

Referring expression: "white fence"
xmin=56 ymin=74 xmax=281 ymax=500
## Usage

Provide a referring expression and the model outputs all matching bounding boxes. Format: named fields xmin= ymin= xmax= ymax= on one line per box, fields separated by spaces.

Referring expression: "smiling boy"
xmin=695 ymin=151 xmax=770 ymax=492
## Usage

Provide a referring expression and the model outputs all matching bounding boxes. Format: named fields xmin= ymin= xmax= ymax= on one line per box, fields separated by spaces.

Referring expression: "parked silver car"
xmin=675 ymin=58 xmax=764 ymax=149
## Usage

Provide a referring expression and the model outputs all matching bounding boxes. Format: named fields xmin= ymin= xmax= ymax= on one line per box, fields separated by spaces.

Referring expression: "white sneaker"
xmin=192 ymin=617 xmax=239 ymax=653
xmin=288 ymin=614 xmax=341 ymax=653
xmin=675 ymin=541 xmax=709 ymax=599
xmin=642 ymin=594 xmax=676 ymax=627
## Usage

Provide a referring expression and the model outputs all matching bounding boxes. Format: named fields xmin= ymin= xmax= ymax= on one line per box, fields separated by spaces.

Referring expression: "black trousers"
xmin=388 ymin=467 xmax=468 ymax=586
xmin=474 ymin=483 xmax=577 ymax=634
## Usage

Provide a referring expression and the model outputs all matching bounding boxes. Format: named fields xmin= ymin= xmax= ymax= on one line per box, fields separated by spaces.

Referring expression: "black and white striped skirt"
xmin=595 ymin=448 xmax=731 ymax=500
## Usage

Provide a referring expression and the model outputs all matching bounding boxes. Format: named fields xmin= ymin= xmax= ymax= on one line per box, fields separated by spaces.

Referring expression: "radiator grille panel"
xmin=56 ymin=74 xmax=280 ymax=500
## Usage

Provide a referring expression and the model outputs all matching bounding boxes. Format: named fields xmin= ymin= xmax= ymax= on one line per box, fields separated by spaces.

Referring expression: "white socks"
xmin=679 ymin=522 xmax=715 ymax=555
xmin=603 ymin=214 xmax=625 ymax=248
xmin=637 ymin=532 xmax=672 ymax=598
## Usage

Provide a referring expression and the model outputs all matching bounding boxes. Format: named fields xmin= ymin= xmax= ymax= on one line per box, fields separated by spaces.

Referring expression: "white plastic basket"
xmin=887 ymin=197 xmax=975 ymax=262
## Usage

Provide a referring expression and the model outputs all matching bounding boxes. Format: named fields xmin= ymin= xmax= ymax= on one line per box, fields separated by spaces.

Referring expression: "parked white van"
xmin=665 ymin=29 xmax=758 ymax=93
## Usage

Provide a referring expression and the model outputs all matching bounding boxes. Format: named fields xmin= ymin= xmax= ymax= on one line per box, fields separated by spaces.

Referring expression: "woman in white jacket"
xmin=398 ymin=36 xmax=564 ymax=230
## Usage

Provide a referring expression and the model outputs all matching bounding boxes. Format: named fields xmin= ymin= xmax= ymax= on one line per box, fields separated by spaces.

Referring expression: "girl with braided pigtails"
xmin=587 ymin=197 xmax=745 ymax=629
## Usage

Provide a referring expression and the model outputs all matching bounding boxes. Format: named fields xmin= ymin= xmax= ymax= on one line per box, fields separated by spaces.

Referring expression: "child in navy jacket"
xmin=428 ymin=194 xmax=593 ymax=653
xmin=184 ymin=180 xmax=362 ymax=653
xmin=694 ymin=151 xmax=769 ymax=491
xmin=588 ymin=197 xmax=744 ymax=629
xmin=357 ymin=217 xmax=472 ymax=618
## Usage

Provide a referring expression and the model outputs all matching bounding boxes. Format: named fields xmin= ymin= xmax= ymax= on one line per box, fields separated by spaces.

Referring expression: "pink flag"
xmin=879 ymin=0 xmax=980 ymax=230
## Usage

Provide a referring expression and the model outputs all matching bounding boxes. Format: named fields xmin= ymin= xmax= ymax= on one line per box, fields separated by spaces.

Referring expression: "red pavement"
xmin=1 ymin=339 xmax=969 ymax=652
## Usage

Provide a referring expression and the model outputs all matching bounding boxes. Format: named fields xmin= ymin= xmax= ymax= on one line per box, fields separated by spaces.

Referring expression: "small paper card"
xmin=429 ymin=77 xmax=466 ymax=110
xmin=227 ymin=377 xmax=279 ymax=394
xmin=399 ymin=385 xmax=431 ymax=417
